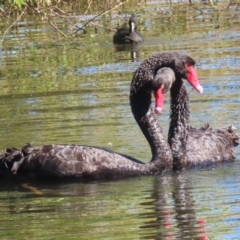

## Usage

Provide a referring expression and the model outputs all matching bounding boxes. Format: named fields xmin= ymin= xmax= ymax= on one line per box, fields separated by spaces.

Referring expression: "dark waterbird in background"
xmin=153 ymin=67 xmax=239 ymax=170
xmin=113 ymin=17 xmax=143 ymax=44
xmin=0 ymin=52 xmax=203 ymax=181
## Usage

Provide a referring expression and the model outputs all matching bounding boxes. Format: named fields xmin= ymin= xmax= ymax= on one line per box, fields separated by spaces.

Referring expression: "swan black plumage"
xmin=130 ymin=52 xmax=202 ymax=164
xmin=0 ymin=52 xmax=204 ymax=180
xmin=168 ymin=73 xmax=239 ymax=169
xmin=113 ymin=17 xmax=143 ymax=44
xmin=153 ymin=67 xmax=239 ymax=169
xmin=0 ymin=53 xmax=172 ymax=180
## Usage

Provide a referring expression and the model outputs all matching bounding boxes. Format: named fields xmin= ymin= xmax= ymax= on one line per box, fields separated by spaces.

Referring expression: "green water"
xmin=0 ymin=0 xmax=240 ymax=239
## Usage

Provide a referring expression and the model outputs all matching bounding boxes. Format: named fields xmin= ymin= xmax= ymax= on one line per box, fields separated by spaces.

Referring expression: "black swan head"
xmin=130 ymin=52 xmax=202 ymax=97
xmin=113 ymin=17 xmax=143 ymax=44
xmin=128 ymin=17 xmax=138 ymax=32
xmin=130 ymin=52 xmax=203 ymax=116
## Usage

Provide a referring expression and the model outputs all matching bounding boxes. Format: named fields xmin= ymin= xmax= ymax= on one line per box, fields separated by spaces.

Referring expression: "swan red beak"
xmin=185 ymin=65 xmax=203 ymax=93
xmin=154 ymin=85 xmax=164 ymax=115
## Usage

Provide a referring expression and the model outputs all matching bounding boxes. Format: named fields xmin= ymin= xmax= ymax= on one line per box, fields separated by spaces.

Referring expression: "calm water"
xmin=0 ymin=1 xmax=240 ymax=239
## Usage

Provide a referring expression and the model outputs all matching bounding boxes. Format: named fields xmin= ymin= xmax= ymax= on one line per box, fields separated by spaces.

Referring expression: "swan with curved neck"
xmin=169 ymin=75 xmax=239 ymax=169
xmin=0 ymin=52 xmax=203 ymax=180
xmin=130 ymin=52 xmax=202 ymax=164
xmin=153 ymin=67 xmax=239 ymax=169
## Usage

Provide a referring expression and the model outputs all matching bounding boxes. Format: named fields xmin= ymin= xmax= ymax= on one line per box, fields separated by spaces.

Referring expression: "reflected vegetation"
xmin=0 ymin=0 xmax=240 ymax=239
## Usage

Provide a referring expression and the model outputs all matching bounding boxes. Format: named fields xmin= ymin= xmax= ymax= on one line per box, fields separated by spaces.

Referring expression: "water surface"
xmin=0 ymin=1 xmax=240 ymax=239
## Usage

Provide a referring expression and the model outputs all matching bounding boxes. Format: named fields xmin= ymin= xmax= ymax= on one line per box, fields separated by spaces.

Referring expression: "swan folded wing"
xmin=1 ymin=144 xmax=144 ymax=179
xmin=185 ymin=125 xmax=239 ymax=168
xmin=69 ymin=146 xmax=145 ymax=178
xmin=23 ymin=145 xmax=112 ymax=177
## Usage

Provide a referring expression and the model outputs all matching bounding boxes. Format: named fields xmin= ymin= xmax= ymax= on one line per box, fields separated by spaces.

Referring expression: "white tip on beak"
xmin=196 ymin=84 xmax=203 ymax=93
xmin=154 ymin=107 xmax=162 ymax=115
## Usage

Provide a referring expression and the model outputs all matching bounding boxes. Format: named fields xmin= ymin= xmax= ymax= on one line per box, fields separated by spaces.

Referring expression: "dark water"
xmin=0 ymin=1 xmax=240 ymax=239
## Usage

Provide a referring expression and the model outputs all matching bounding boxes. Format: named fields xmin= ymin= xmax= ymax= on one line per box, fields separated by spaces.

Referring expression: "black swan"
xmin=0 ymin=52 xmax=204 ymax=180
xmin=0 ymin=55 xmax=195 ymax=179
xmin=113 ymin=17 xmax=143 ymax=44
xmin=169 ymin=73 xmax=239 ymax=169
xmin=153 ymin=67 xmax=239 ymax=169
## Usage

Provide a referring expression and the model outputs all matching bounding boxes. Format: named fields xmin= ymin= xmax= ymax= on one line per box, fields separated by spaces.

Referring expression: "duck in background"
xmin=113 ymin=16 xmax=143 ymax=44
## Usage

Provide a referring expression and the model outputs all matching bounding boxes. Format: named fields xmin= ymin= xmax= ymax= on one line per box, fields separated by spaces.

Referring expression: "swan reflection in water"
xmin=113 ymin=41 xmax=141 ymax=62
xmin=140 ymin=174 xmax=208 ymax=240
xmin=2 ymin=175 xmax=208 ymax=239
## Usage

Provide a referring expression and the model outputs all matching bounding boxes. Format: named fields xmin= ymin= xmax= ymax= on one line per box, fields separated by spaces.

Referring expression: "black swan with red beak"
xmin=153 ymin=67 xmax=239 ymax=170
xmin=0 ymin=52 xmax=211 ymax=180
xmin=168 ymin=71 xmax=239 ymax=170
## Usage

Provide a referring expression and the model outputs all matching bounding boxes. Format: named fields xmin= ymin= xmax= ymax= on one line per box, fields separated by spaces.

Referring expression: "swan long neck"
xmin=168 ymin=78 xmax=190 ymax=168
xmin=130 ymin=87 xmax=172 ymax=170
xmin=129 ymin=51 xmax=195 ymax=171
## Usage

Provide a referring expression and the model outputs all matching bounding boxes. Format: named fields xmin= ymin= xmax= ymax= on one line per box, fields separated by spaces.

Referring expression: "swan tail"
xmin=224 ymin=125 xmax=239 ymax=147
xmin=0 ymin=143 xmax=33 ymax=174
xmin=195 ymin=124 xmax=239 ymax=147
